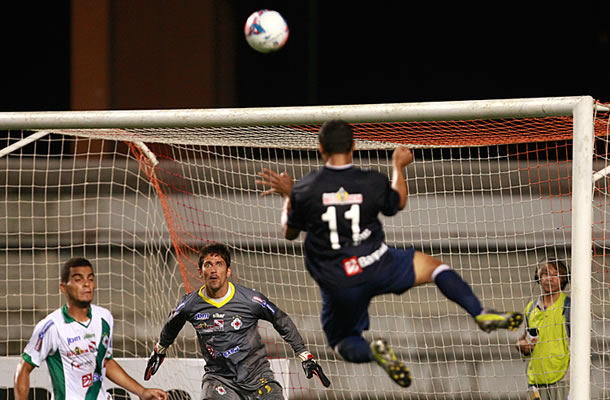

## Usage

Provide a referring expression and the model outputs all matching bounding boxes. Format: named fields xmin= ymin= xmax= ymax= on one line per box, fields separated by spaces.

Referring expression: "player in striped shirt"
xmin=14 ymin=257 xmax=167 ymax=400
xmin=257 ymin=119 xmax=524 ymax=388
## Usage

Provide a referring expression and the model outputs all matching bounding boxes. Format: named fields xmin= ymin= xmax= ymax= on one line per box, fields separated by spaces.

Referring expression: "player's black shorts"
xmin=201 ymin=376 xmax=284 ymax=400
xmin=320 ymin=246 xmax=416 ymax=348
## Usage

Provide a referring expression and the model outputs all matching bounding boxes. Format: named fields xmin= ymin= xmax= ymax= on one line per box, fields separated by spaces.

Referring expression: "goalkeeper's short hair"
xmin=198 ymin=243 xmax=232 ymax=270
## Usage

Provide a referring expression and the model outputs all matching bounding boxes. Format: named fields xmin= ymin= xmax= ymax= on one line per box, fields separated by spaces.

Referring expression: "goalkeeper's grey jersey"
xmin=159 ymin=282 xmax=307 ymax=389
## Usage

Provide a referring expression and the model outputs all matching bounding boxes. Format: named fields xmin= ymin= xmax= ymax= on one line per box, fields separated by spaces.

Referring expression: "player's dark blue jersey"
xmin=287 ymin=164 xmax=401 ymax=290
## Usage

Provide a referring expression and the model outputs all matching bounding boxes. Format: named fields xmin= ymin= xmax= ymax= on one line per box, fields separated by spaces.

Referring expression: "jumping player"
xmin=144 ymin=243 xmax=330 ymax=399
xmin=256 ymin=119 xmax=524 ymax=387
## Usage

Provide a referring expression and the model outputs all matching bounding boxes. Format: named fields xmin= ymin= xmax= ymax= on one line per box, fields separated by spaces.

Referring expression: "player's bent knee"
xmin=413 ymin=251 xmax=444 ymax=285
xmin=335 ymin=336 xmax=374 ymax=363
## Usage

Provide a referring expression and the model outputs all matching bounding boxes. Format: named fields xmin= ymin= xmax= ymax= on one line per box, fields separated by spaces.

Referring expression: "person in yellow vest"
xmin=516 ymin=258 xmax=570 ymax=400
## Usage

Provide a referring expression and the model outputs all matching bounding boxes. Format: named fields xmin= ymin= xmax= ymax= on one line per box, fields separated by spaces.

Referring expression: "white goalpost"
xmin=0 ymin=96 xmax=608 ymax=400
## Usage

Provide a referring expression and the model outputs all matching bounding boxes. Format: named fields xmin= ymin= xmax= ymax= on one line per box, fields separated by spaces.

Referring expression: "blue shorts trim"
xmin=320 ymin=246 xmax=416 ymax=348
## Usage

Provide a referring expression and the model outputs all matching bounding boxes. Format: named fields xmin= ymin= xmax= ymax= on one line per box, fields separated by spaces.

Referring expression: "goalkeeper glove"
xmin=144 ymin=342 xmax=167 ymax=381
xmin=298 ymin=351 xmax=331 ymax=387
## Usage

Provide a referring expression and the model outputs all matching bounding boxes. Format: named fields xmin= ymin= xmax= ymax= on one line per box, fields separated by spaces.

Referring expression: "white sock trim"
xmin=431 ymin=264 xmax=451 ymax=281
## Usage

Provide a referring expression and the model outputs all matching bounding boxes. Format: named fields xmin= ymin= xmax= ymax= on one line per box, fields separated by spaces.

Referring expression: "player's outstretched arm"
xmin=299 ymin=351 xmax=331 ymax=387
xmin=106 ymin=358 xmax=168 ymax=400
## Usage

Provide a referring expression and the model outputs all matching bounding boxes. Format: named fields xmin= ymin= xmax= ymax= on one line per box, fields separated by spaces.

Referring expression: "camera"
xmin=526 ymin=328 xmax=539 ymax=344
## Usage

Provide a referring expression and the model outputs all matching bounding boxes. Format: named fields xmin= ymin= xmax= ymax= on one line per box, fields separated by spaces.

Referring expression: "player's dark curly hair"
xmin=534 ymin=258 xmax=570 ymax=290
xmin=61 ymin=257 xmax=93 ymax=283
xmin=318 ymin=120 xmax=353 ymax=155
xmin=198 ymin=243 xmax=232 ymax=270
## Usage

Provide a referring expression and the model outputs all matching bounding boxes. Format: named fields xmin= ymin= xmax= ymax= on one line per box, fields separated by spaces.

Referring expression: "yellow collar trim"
xmin=199 ymin=282 xmax=235 ymax=308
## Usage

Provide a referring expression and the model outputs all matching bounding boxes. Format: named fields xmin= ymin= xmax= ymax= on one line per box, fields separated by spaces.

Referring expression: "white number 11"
xmin=321 ymin=204 xmax=361 ymax=250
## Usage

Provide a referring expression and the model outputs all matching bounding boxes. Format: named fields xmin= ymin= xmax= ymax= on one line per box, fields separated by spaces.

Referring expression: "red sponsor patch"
xmin=206 ymin=344 xmax=217 ymax=358
xmin=82 ymin=373 xmax=92 ymax=387
xmin=343 ymin=256 xmax=363 ymax=277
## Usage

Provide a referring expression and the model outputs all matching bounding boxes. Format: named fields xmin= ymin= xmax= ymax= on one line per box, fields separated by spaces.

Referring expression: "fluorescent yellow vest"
xmin=525 ymin=292 xmax=570 ymax=385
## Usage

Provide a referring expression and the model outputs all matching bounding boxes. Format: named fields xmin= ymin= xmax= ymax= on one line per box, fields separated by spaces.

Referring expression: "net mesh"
xmin=1 ymin=110 xmax=609 ymax=399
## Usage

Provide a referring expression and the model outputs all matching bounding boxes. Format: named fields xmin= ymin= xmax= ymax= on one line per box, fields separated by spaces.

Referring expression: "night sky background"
xmin=2 ymin=1 xmax=610 ymax=111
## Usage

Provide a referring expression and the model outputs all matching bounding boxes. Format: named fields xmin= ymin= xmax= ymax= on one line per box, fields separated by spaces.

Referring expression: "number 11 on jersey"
xmin=321 ymin=205 xmax=361 ymax=250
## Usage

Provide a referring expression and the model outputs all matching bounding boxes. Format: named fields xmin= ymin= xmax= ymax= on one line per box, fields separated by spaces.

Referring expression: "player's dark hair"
xmin=318 ymin=120 xmax=354 ymax=155
xmin=61 ymin=257 xmax=93 ymax=283
xmin=198 ymin=243 xmax=231 ymax=270
xmin=534 ymin=258 xmax=569 ymax=290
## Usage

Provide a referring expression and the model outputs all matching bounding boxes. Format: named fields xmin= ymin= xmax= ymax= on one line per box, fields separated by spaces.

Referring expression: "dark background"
xmin=2 ymin=1 xmax=610 ymax=112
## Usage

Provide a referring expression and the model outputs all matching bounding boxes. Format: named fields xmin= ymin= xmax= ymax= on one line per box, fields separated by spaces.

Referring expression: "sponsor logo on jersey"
xmin=195 ymin=313 xmax=210 ymax=320
xmin=343 ymin=257 xmax=363 ymax=277
xmin=195 ymin=321 xmax=224 ymax=333
xmin=222 ymin=346 xmax=240 ymax=358
xmin=34 ymin=320 xmax=55 ymax=351
xmin=67 ymin=347 xmax=89 ymax=357
xmin=231 ymin=316 xmax=243 ymax=330
xmin=357 ymin=243 xmax=388 ymax=268
xmin=67 ymin=335 xmax=81 ymax=345
xmin=213 ymin=313 xmax=224 ymax=318
xmin=82 ymin=373 xmax=92 ymax=387
xmin=252 ymin=296 xmax=276 ymax=314
xmin=322 ymin=187 xmax=363 ymax=205
xmin=70 ymin=359 xmax=94 ymax=370
xmin=102 ymin=334 xmax=110 ymax=348
xmin=206 ymin=344 xmax=217 ymax=359
xmin=355 ymin=228 xmax=372 ymax=242
xmin=169 ymin=301 xmax=187 ymax=320
xmin=342 ymin=243 xmax=388 ymax=276
xmin=81 ymin=372 xmax=102 ymax=387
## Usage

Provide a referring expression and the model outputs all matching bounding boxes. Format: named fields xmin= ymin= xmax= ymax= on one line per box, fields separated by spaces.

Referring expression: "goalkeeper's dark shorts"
xmin=320 ymin=247 xmax=416 ymax=348
xmin=201 ymin=376 xmax=283 ymax=400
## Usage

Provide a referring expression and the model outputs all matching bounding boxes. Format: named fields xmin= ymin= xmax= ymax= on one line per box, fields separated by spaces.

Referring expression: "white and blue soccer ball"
xmin=244 ymin=9 xmax=289 ymax=53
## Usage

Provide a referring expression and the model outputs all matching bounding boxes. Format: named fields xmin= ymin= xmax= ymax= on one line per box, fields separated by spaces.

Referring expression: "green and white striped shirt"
xmin=22 ymin=304 xmax=114 ymax=400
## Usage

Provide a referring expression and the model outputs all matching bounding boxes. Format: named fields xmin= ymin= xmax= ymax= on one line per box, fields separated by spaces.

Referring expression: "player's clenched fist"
xmin=392 ymin=146 xmax=413 ymax=169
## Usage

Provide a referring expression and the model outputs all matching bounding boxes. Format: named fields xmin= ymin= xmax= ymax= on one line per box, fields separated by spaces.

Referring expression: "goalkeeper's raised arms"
xmin=299 ymin=351 xmax=331 ymax=387
xmin=144 ymin=343 xmax=167 ymax=381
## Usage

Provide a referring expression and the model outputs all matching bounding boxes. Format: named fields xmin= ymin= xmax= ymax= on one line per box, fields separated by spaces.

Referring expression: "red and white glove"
xmin=144 ymin=342 xmax=167 ymax=381
xmin=298 ymin=351 xmax=331 ymax=387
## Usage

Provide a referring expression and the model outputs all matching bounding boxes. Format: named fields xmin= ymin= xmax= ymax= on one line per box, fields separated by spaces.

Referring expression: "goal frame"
xmin=0 ymin=95 xmax=605 ymax=400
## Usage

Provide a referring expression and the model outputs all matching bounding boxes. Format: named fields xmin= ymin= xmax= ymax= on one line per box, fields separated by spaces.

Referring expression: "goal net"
xmin=0 ymin=97 xmax=608 ymax=400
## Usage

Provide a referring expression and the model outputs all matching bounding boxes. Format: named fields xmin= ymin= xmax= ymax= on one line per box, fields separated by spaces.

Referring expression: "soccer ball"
xmin=244 ymin=10 xmax=289 ymax=53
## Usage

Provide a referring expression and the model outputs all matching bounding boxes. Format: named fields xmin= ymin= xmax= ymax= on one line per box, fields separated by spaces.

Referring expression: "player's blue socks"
xmin=335 ymin=336 xmax=375 ymax=363
xmin=433 ymin=265 xmax=483 ymax=317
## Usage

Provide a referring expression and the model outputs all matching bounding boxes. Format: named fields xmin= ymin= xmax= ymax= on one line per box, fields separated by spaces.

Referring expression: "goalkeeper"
xmin=145 ymin=243 xmax=330 ymax=399
xmin=256 ymin=119 xmax=524 ymax=388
